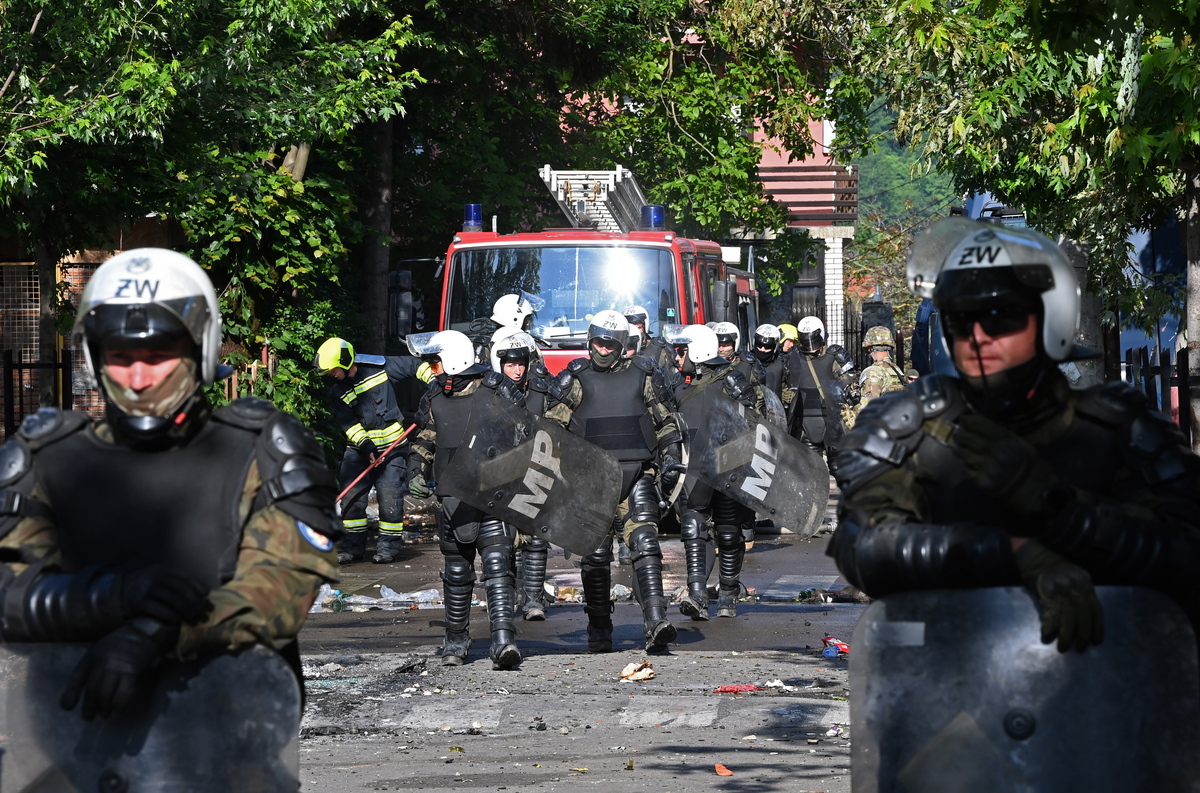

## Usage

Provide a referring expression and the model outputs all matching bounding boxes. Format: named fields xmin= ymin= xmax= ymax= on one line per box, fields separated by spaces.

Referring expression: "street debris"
xmin=826 ymin=725 xmax=847 ymax=738
xmin=764 ymin=679 xmax=797 ymax=692
xmin=714 ymin=684 xmax=763 ymax=694
xmin=611 ymin=584 xmax=633 ymax=602
xmin=822 ymin=636 xmax=850 ymax=657
xmin=310 ymin=583 xmax=441 ymax=613
xmin=714 ymin=763 xmax=734 ymax=776
xmin=619 ymin=661 xmax=656 ymax=682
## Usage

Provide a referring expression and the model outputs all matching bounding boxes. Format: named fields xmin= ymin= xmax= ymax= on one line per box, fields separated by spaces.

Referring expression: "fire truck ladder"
xmin=539 ymin=165 xmax=649 ymax=233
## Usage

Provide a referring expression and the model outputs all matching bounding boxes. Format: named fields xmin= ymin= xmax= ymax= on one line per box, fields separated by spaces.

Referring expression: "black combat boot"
xmin=337 ymin=530 xmax=367 ymax=564
xmin=628 ymin=526 xmax=677 ymax=653
xmin=372 ymin=532 xmax=405 ymax=564
xmin=520 ymin=538 xmax=549 ymax=621
xmin=581 ymin=551 xmax=614 ymax=653
xmin=715 ymin=525 xmax=746 ymax=618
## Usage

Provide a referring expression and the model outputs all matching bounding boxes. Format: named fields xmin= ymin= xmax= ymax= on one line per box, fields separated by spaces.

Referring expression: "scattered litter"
xmin=559 ymin=727 xmax=570 ymax=734
xmin=822 ymin=636 xmax=850 ymax=656
xmin=619 ymin=661 xmax=656 ymax=682
xmin=610 ymin=584 xmax=633 ymax=602
xmin=714 ymin=684 xmax=762 ymax=694
xmin=535 ymin=722 xmax=547 ymax=731
xmin=555 ymin=586 xmax=581 ymax=602
xmin=826 ymin=725 xmax=847 ymax=738
xmin=394 ymin=656 xmax=426 ymax=674
xmin=714 ymin=764 xmax=734 ymax=776
xmin=742 ymin=735 xmax=757 ymax=741
xmin=625 ymin=759 xmax=634 ymax=771
xmin=765 ymin=679 xmax=797 ymax=692
xmin=807 ymin=738 xmax=820 ymax=745
xmin=310 ymin=583 xmax=442 ymax=613
xmin=449 ymin=746 xmax=465 ymax=753
xmin=571 ymin=768 xmax=589 ymax=772
xmin=495 ymin=688 xmax=511 ymax=695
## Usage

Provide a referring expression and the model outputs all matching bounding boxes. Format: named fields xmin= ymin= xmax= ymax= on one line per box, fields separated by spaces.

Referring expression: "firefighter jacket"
xmin=327 ymin=355 xmax=423 ymax=450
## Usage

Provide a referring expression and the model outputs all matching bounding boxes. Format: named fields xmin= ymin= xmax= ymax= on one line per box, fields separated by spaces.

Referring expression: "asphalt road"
xmin=299 ymin=515 xmax=865 ymax=793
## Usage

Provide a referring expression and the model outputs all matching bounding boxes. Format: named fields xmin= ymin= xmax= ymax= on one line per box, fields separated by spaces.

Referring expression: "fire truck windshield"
xmin=447 ymin=245 xmax=679 ymax=346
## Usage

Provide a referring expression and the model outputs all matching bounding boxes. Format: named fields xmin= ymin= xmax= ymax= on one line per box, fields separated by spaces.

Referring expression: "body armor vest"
xmin=917 ymin=386 xmax=1124 ymax=528
xmin=673 ymin=370 xmax=730 ymax=445
xmin=759 ymin=355 xmax=787 ymax=399
xmin=789 ymin=351 xmax=844 ymax=444
xmin=32 ymin=418 xmax=259 ymax=587
xmin=568 ymin=363 xmax=656 ymax=463
xmin=428 ymin=385 xmax=488 ymax=482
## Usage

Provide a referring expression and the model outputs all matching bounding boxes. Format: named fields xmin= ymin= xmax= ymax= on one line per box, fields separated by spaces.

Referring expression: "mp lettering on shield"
xmin=508 ymin=430 xmax=562 ymax=519
xmin=740 ymin=424 xmax=777 ymax=500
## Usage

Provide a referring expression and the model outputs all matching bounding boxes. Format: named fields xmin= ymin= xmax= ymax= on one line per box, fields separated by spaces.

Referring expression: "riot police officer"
xmin=547 ymin=311 xmax=683 ymax=653
xmin=830 ymin=219 xmax=1200 ymax=787
xmin=751 ymin=323 xmax=788 ymax=399
xmin=490 ymin=329 xmax=557 ymax=621
xmin=0 ymin=250 xmax=337 ymax=753
xmin=624 ymin=305 xmax=673 ymax=369
xmin=785 ymin=316 xmax=851 ymax=456
xmin=712 ymin=321 xmax=766 ymax=386
xmin=315 ymin=337 xmax=424 ymax=564
xmin=855 ymin=325 xmax=906 ymax=414
xmin=669 ymin=325 xmax=766 ymax=619
xmin=407 ymin=330 xmax=522 ymax=669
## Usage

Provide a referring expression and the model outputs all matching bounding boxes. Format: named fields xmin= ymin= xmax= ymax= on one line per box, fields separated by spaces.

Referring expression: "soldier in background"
xmin=548 ymin=311 xmax=684 ymax=654
xmin=408 ymin=331 xmax=523 ymax=669
xmin=785 ymin=316 xmax=851 ymax=458
xmin=315 ymin=337 xmax=424 ymax=564
xmin=855 ymin=325 xmax=906 ymax=414
xmin=0 ymin=249 xmax=337 ymax=734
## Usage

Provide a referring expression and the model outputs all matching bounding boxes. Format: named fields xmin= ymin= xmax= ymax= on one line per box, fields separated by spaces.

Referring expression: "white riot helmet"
xmin=491 ymin=292 xmax=541 ymax=329
xmin=663 ymin=324 xmax=722 ymax=366
xmin=623 ymin=305 xmax=650 ymax=329
xmin=587 ymin=310 xmax=630 ymax=370
xmin=711 ymin=322 xmax=740 ymax=355
xmin=753 ymin=323 xmax=781 ymax=349
xmin=796 ymin=316 xmax=826 ymax=354
xmin=407 ymin=330 xmax=486 ymax=376
xmin=75 ymin=248 xmax=222 ymax=386
xmin=909 ymin=219 xmax=1081 ymax=362
xmin=624 ymin=326 xmax=643 ymax=357
xmin=490 ymin=328 xmax=537 ymax=373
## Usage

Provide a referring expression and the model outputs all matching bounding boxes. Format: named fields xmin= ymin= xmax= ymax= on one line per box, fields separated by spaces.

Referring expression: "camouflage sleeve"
xmin=643 ymin=374 xmax=681 ymax=446
xmin=543 ymin=377 xmax=579 ymax=428
xmin=407 ymin=392 xmax=437 ymax=479
xmin=840 ymin=460 xmax=929 ymax=527
xmin=0 ymin=482 xmax=61 ymax=576
xmin=176 ymin=460 xmax=338 ymax=658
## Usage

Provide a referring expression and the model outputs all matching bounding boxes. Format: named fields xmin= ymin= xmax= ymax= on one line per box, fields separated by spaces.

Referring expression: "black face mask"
xmin=589 ymin=344 xmax=621 ymax=371
xmin=754 ymin=347 xmax=776 ymax=364
xmin=958 ymin=355 xmax=1059 ymax=426
xmin=435 ymin=372 xmax=473 ymax=394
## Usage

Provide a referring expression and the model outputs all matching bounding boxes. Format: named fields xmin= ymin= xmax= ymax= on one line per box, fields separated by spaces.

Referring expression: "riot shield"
xmin=851 ymin=586 xmax=1200 ymax=793
xmin=437 ymin=397 xmax=623 ymax=555
xmin=0 ymin=643 xmax=300 ymax=792
xmin=688 ymin=392 xmax=829 ymax=537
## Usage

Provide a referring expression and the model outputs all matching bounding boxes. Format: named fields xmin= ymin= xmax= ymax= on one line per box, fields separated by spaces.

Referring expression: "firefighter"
xmin=314 ymin=337 xmax=425 ymax=564
xmin=778 ymin=323 xmax=799 ymax=354
xmin=0 ymin=249 xmax=337 ymax=754
xmin=547 ymin=311 xmax=684 ymax=653
xmin=407 ymin=330 xmax=522 ymax=669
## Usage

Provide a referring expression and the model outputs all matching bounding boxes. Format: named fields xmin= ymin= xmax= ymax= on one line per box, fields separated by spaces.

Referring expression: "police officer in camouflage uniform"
xmin=0 ymin=248 xmax=338 ymax=726
xmin=624 ymin=305 xmax=673 ymax=369
xmin=855 ymin=325 xmax=906 ymax=414
xmin=315 ymin=337 xmax=424 ymax=564
xmin=407 ymin=330 xmax=524 ymax=669
xmin=669 ymin=325 xmax=767 ymax=620
xmin=490 ymin=329 xmax=558 ymax=621
xmin=711 ymin=321 xmax=766 ymax=387
xmin=548 ymin=311 xmax=684 ymax=653
xmin=832 ymin=217 xmax=1200 ymax=656
xmin=785 ymin=316 xmax=851 ymax=456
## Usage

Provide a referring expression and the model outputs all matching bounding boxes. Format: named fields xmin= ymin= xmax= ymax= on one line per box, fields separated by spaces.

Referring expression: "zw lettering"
xmin=741 ymin=424 xmax=777 ymax=500
xmin=956 ymin=246 xmax=1001 ymax=266
xmin=113 ymin=279 xmax=160 ymax=299
xmin=508 ymin=430 xmax=561 ymax=519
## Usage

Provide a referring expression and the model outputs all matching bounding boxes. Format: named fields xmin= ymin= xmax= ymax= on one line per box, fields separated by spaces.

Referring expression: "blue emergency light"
xmin=463 ymin=203 xmax=483 ymax=232
xmin=640 ymin=204 xmax=667 ymax=231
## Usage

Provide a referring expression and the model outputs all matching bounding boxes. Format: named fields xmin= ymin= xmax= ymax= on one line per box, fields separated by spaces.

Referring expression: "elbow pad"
xmin=1 ymin=566 xmax=123 ymax=642
xmin=828 ymin=512 xmax=1019 ymax=597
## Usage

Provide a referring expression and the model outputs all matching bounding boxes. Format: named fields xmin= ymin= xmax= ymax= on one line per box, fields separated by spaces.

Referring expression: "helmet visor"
xmin=83 ymin=303 xmax=194 ymax=350
xmin=796 ymin=330 xmax=823 ymax=353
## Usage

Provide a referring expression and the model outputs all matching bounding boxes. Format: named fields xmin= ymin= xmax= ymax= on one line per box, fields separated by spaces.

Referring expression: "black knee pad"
xmin=714 ymin=524 xmax=743 ymax=551
xmin=441 ymin=556 xmax=475 ymax=588
xmin=628 ymin=475 xmax=661 ymax=524
xmin=627 ymin=525 xmax=661 ymax=564
xmin=526 ymin=535 xmax=549 ymax=552
xmin=680 ymin=512 xmax=707 ymax=542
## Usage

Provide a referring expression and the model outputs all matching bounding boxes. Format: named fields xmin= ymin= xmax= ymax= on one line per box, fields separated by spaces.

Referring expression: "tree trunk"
xmin=34 ymin=236 xmax=59 ymax=407
xmin=361 ymin=119 xmax=393 ymax=355
xmin=1186 ymin=163 xmax=1200 ymax=451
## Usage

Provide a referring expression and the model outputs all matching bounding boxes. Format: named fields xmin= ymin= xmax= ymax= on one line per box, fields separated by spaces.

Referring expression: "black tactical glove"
xmin=356 ymin=439 xmax=378 ymax=460
xmin=122 ymin=566 xmax=212 ymax=626
xmin=61 ymin=617 xmax=173 ymax=720
xmin=660 ymin=456 xmax=686 ymax=491
xmin=1015 ymin=540 xmax=1104 ymax=653
xmin=408 ymin=474 xmax=433 ymax=499
xmin=951 ymin=414 xmax=1058 ymax=531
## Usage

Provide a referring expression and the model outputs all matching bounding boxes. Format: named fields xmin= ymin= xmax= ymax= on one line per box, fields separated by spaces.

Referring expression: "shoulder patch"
xmin=354 ymin=354 xmax=386 ymax=366
xmin=213 ymin=396 xmax=279 ymax=430
xmin=297 ymin=520 xmax=335 ymax=552
xmin=567 ymin=357 xmax=589 ymax=373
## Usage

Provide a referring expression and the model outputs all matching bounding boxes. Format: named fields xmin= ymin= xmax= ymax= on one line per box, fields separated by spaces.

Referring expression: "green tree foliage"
xmin=829 ymin=0 xmax=1200 ymax=332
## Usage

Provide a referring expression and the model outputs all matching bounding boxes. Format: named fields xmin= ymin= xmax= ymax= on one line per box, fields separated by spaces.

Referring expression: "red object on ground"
xmin=714 ymin=764 xmax=735 ymax=776
xmin=823 ymin=636 xmax=851 ymax=654
xmin=713 ymin=684 xmax=763 ymax=694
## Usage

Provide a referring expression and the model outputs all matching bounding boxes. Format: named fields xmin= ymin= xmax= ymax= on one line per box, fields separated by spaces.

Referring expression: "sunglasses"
xmin=942 ymin=306 xmax=1032 ymax=339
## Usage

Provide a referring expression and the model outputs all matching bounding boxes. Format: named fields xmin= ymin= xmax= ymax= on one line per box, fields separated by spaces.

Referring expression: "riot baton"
xmin=335 ymin=423 xmax=418 ymax=509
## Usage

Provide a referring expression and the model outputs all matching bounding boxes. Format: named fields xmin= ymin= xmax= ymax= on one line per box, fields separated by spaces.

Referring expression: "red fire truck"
xmin=433 ymin=167 xmax=759 ymax=373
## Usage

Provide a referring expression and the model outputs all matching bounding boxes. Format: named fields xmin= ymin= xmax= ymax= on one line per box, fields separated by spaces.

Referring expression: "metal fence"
xmin=1125 ymin=345 xmax=1191 ymax=447
xmin=2 ymin=349 xmax=73 ymax=439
